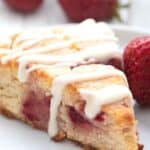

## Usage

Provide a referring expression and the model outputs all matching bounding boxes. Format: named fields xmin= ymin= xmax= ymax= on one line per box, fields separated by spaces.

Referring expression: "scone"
xmin=0 ymin=19 xmax=139 ymax=150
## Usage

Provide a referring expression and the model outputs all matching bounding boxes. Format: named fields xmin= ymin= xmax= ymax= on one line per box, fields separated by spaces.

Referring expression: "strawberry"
xmin=58 ymin=0 xmax=120 ymax=22
xmin=4 ymin=0 xmax=43 ymax=13
xmin=123 ymin=37 xmax=150 ymax=105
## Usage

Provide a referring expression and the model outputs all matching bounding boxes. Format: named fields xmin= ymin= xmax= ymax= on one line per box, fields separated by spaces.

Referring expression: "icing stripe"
xmin=79 ymin=85 xmax=132 ymax=119
xmin=17 ymin=42 xmax=121 ymax=82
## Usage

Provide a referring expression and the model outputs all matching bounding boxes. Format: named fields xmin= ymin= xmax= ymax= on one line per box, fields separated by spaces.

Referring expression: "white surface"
xmin=131 ymin=0 xmax=150 ymax=28
xmin=0 ymin=26 xmax=150 ymax=150
xmin=0 ymin=0 xmax=150 ymax=30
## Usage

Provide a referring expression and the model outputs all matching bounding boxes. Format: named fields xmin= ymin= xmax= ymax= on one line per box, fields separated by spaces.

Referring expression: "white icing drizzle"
xmin=17 ymin=42 xmax=121 ymax=82
xmin=0 ymin=49 xmax=13 ymax=54
xmin=17 ymin=55 xmax=80 ymax=82
xmin=18 ymin=64 xmax=59 ymax=82
xmin=78 ymin=42 xmax=121 ymax=61
xmin=1 ymin=19 xmax=118 ymax=65
xmin=18 ymin=54 xmax=81 ymax=64
xmin=13 ymin=29 xmax=55 ymax=45
xmin=63 ymin=19 xmax=115 ymax=39
xmin=1 ymin=36 xmax=117 ymax=64
xmin=48 ymin=66 xmax=128 ymax=137
xmin=17 ymin=34 xmax=63 ymax=50
xmin=1 ymin=40 xmax=74 ymax=64
xmin=79 ymin=85 xmax=132 ymax=119
xmin=26 ymin=64 xmax=56 ymax=73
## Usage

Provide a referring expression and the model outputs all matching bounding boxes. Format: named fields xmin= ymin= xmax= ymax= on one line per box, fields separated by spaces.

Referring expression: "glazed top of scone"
xmin=0 ymin=19 xmax=121 ymax=82
xmin=0 ymin=19 xmax=132 ymax=138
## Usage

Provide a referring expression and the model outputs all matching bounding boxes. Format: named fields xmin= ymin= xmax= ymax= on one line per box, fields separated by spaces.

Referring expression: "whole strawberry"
xmin=123 ymin=37 xmax=150 ymax=105
xmin=58 ymin=0 xmax=119 ymax=22
xmin=4 ymin=0 xmax=43 ymax=13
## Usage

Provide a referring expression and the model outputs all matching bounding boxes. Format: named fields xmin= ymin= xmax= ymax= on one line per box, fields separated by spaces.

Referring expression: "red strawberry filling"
xmin=107 ymin=58 xmax=122 ymax=70
xmin=68 ymin=107 xmax=105 ymax=127
xmin=69 ymin=107 xmax=90 ymax=125
xmin=71 ymin=58 xmax=122 ymax=70
xmin=22 ymin=90 xmax=51 ymax=129
xmin=22 ymin=88 xmax=106 ymax=130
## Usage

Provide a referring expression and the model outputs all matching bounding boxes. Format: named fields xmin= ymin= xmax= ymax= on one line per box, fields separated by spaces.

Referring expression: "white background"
xmin=0 ymin=0 xmax=149 ymax=150
xmin=0 ymin=0 xmax=149 ymax=30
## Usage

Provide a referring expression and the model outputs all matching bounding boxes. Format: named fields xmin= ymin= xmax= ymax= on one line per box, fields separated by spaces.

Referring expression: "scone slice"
xmin=48 ymin=64 xmax=138 ymax=150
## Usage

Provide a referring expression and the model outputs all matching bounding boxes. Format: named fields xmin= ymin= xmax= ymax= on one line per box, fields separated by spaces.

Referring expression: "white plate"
xmin=0 ymin=26 xmax=149 ymax=150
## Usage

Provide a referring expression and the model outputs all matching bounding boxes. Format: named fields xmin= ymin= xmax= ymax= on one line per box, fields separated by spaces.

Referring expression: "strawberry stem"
xmin=113 ymin=1 xmax=131 ymax=22
xmin=118 ymin=3 xmax=131 ymax=9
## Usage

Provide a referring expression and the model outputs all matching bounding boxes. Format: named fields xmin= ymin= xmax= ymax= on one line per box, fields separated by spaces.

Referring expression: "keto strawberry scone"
xmin=0 ymin=20 xmax=139 ymax=150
